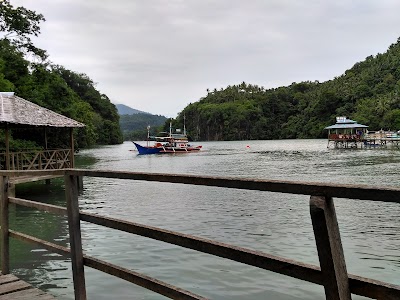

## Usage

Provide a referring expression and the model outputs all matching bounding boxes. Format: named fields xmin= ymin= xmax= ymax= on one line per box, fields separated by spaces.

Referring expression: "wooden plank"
xmin=80 ymin=210 xmax=323 ymax=285
xmin=70 ymin=128 xmax=74 ymax=168
xmin=310 ymin=196 xmax=351 ymax=300
xmin=3 ymin=168 xmax=400 ymax=204
xmin=0 ymin=176 xmax=9 ymax=274
xmin=67 ymin=169 xmax=400 ymax=203
xmin=11 ymin=217 xmax=400 ymax=300
xmin=65 ymin=174 xmax=87 ymax=300
xmin=8 ymin=197 xmax=67 ymax=215
xmin=0 ymin=274 xmax=56 ymax=300
xmin=10 ymin=175 xmax=63 ymax=185
xmin=349 ymin=274 xmax=400 ymax=300
xmin=5 ymin=127 xmax=9 ymax=171
xmin=9 ymin=230 xmax=70 ymax=257
xmin=43 ymin=151 xmax=57 ymax=170
xmin=85 ymin=255 xmax=208 ymax=300
xmin=0 ymin=274 xmax=18 ymax=285
xmin=0 ymin=280 xmax=31 ymax=295
xmin=0 ymin=287 xmax=55 ymax=299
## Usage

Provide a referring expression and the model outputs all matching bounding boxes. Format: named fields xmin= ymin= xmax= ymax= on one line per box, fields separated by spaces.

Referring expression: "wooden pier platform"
xmin=0 ymin=273 xmax=55 ymax=299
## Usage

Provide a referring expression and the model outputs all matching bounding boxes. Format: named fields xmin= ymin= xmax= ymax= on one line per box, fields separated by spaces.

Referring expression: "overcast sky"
xmin=12 ymin=1 xmax=400 ymax=117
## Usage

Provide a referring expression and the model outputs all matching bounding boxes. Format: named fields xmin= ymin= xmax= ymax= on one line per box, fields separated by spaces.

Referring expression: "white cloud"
xmin=12 ymin=0 xmax=400 ymax=117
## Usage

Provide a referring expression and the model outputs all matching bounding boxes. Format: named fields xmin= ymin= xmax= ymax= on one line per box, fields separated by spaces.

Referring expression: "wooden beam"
xmin=310 ymin=196 xmax=351 ymax=300
xmin=65 ymin=174 xmax=86 ymax=300
xmin=67 ymin=169 xmax=400 ymax=204
xmin=69 ymin=128 xmax=74 ymax=168
xmin=5 ymin=126 xmax=9 ymax=171
xmin=44 ymin=127 xmax=48 ymax=150
xmin=0 ymin=176 xmax=9 ymax=274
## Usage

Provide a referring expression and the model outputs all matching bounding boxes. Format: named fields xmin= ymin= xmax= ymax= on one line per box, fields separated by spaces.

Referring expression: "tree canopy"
xmin=0 ymin=0 xmax=47 ymax=59
xmin=0 ymin=1 xmax=123 ymax=149
xmin=176 ymin=38 xmax=400 ymax=141
xmin=120 ymin=113 xmax=167 ymax=141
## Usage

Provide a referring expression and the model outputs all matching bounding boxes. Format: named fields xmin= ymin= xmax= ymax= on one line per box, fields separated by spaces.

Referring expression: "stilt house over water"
xmin=0 ymin=92 xmax=85 ymax=172
xmin=325 ymin=116 xmax=368 ymax=148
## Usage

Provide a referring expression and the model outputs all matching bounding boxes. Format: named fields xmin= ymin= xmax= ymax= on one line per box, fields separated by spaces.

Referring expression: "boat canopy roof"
xmin=324 ymin=116 xmax=368 ymax=130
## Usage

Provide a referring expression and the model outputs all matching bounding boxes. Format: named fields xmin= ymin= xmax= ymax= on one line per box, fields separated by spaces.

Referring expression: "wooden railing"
xmin=0 ymin=149 xmax=72 ymax=171
xmin=328 ymin=134 xmax=363 ymax=141
xmin=1 ymin=169 xmax=400 ymax=300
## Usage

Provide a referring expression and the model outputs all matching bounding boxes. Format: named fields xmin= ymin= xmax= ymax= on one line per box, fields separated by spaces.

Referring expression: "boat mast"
xmin=183 ymin=114 xmax=187 ymax=136
xmin=147 ymin=125 xmax=150 ymax=147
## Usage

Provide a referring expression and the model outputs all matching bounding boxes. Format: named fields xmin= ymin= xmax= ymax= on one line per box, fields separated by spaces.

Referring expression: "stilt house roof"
xmin=324 ymin=116 xmax=368 ymax=130
xmin=0 ymin=92 xmax=85 ymax=128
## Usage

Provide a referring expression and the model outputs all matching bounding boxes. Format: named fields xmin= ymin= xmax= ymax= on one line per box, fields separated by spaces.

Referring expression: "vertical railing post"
xmin=310 ymin=195 xmax=351 ymax=300
xmin=70 ymin=128 xmax=75 ymax=168
xmin=0 ymin=175 xmax=10 ymax=274
xmin=65 ymin=173 xmax=87 ymax=300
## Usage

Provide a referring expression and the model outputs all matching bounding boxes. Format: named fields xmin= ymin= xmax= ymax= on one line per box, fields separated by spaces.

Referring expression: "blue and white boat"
xmin=133 ymin=124 xmax=202 ymax=155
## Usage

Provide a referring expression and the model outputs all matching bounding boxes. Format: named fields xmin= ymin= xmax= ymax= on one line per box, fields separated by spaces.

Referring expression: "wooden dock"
xmin=0 ymin=273 xmax=55 ymax=299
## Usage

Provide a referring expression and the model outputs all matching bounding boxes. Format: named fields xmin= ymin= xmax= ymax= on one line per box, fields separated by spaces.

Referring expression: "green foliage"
xmin=0 ymin=0 xmax=47 ymax=59
xmin=120 ymin=113 xmax=167 ymax=140
xmin=176 ymin=38 xmax=400 ymax=140
xmin=0 ymin=130 xmax=42 ymax=151
xmin=0 ymin=2 xmax=123 ymax=149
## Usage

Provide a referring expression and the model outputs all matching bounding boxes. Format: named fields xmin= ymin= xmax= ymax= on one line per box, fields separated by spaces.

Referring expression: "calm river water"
xmin=8 ymin=139 xmax=400 ymax=299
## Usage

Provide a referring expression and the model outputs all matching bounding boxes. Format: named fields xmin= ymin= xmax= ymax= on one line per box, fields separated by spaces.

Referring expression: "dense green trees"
xmin=4 ymin=1 xmax=400 ymax=146
xmin=120 ymin=113 xmax=166 ymax=141
xmin=177 ymin=38 xmax=400 ymax=141
xmin=0 ymin=1 xmax=122 ymax=148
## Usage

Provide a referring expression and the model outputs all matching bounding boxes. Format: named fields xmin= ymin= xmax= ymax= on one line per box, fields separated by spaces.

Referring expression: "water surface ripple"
xmin=12 ymin=140 xmax=400 ymax=299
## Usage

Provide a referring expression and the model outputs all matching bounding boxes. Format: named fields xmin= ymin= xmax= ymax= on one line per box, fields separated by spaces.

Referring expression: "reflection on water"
xmin=7 ymin=140 xmax=400 ymax=299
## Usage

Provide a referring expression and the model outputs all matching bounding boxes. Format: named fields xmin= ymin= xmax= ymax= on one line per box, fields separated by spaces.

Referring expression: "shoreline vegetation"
xmin=2 ymin=1 xmax=400 ymax=147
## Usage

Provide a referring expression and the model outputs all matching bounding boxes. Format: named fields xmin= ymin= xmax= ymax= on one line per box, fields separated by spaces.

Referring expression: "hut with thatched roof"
xmin=0 ymin=92 xmax=85 ymax=171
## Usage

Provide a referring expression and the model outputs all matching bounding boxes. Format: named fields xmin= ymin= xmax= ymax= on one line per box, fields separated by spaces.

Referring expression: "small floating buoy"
xmin=246 ymin=145 xmax=250 ymax=148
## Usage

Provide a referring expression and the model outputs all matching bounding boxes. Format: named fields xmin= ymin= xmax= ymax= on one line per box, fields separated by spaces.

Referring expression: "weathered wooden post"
xmin=65 ymin=174 xmax=87 ymax=300
xmin=70 ymin=128 xmax=75 ymax=168
xmin=5 ymin=126 xmax=10 ymax=170
xmin=0 ymin=175 xmax=10 ymax=274
xmin=310 ymin=195 xmax=351 ymax=300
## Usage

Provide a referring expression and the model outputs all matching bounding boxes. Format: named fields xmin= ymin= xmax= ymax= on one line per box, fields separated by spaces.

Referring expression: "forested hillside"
xmin=0 ymin=1 xmax=123 ymax=148
xmin=120 ymin=113 xmax=167 ymax=140
xmin=176 ymin=38 xmax=400 ymax=141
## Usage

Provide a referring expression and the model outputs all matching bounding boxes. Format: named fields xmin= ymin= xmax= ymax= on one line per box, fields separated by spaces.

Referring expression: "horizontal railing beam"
xmin=2 ymin=169 xmax=400 ymax=203
xmin=3 ymin=169 xmax=400 ymax=299
xmin=9 ymin=230 xmax=69 ymax=257
xmin=9 ymin=197 xmax=67 ymax=215
xmin=10 ymin=230 xmax=208 ymax=300
xmin=80 ymin=211 xmax=323 ymax=284
xmin=348 ymin=275 xmax=400 ymax=300
xmin=79 ymin=211 xmax=400 ymax=298
xmin=67 ymin=169 xmax=400 ymax=203
xmin=84 ymin=256 xmax=208 ymax=300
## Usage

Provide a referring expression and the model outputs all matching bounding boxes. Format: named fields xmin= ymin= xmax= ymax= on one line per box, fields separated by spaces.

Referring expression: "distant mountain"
xmin=116 ymin=104 xmax=149 ymax=115
xmin=119 ymin=112 xmax=168 ymax=140
xmin=120 ymin=113 xmax=167 ymax=131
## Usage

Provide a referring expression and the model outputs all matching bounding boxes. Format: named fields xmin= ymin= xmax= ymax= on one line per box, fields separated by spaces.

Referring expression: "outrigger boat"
xmin=133 ymin=123 xmax=202 ymax=155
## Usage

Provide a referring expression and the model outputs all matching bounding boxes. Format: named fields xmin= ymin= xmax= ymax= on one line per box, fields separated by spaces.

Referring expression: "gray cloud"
xmin=13 ymin=0 xmax=400 ymax=117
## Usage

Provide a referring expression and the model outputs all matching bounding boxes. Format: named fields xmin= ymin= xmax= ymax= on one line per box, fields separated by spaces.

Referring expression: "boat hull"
xmin=133 ymin=142 xmax=163 ymax=155
xmin=133 ymin=142 xmax=202 ymax=155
